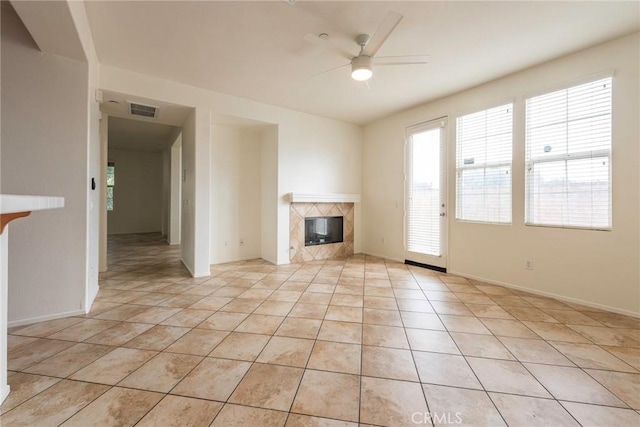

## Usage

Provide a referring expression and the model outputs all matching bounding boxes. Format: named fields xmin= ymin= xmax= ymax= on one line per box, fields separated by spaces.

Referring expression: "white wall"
xmin=180 ymin=110 xmax=196 ymax=274
xmin=363 ymin=33 xmax=640 ymax=316
xmin=169 ymin=135 xmax=182 ymax=245
xmin=0 ymin=3 xmax=7 ymax=403
xmin=161 ymin=148 xmax=170 ymax=237
xmin=261 ymin=126 xmax=279 ymax=264
xmin=98 ymin=114 xmax=108 ymax=271
xmin=161 ymin=127 xmax=183 ymax=244
xmin=107 ymin=149 xmax=163 ymax=234
xmin=99 ymin=65 xmax=363 ymax=269
xmin=67 ymin=0 xmax=101 ymax=314
xmin=192 ymin=109 xmax=212 ymax=276
xmin=210 ymin=125 xmax=262 ymax=263
xmin=1 ymin=5 xmax=89 ymax=323
xmin=277 ymin=115 xmax=363 ymax=264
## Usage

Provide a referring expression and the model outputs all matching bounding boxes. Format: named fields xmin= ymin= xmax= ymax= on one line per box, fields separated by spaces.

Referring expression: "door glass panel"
xmin=407 ymin=127 xmax=442 ymax=256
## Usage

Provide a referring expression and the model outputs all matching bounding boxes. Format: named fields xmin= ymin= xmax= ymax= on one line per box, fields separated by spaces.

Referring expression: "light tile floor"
xmin=1 ymin=233 xmax=639 ymax=426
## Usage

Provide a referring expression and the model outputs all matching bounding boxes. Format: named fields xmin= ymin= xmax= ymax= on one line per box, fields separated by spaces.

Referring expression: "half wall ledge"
xmin=0 ymin=194 xmax=64 ymax=405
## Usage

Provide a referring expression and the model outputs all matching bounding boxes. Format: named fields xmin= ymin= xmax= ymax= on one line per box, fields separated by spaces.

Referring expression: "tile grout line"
xmin=3 ymin=234 xmax=638 ymax=426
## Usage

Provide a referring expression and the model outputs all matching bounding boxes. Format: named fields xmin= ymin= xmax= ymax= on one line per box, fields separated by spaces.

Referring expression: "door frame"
xmin=404 ymin=117 xmax=448 ymax=271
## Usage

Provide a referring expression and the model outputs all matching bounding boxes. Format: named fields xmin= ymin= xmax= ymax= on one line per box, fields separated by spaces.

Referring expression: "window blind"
xmin=406 ymin=124 xmax=443 ymax=256
xmin=455 ymin=104 xmax=513 ymax=223
xmin=525 ymin=77 xmax=612 ymax=229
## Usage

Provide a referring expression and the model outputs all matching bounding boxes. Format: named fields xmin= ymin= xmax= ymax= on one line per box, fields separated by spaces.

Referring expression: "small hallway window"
xmin=106 ymin=162 xmax=115 ymax=211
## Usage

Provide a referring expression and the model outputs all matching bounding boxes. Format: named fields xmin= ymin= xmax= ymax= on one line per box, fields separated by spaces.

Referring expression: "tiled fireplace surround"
xmin=289 ymin=202 xmax=355 ymax=263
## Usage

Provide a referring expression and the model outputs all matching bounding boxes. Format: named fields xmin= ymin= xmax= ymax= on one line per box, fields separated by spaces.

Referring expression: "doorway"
xmin=405 ymin=118 xmax=448 ymax=271
xmin=97 ymin=91 xmax=190 ymax=273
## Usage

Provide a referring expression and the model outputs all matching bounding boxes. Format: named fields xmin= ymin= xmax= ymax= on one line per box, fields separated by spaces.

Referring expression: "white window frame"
xmin=455 ymin=103 xmax=514 ymax=224
xmin=524 ymin=75 xmax=613 ymax=230
xmin=404 ymin=118 xmax=448 ymax=266
xmin=106 ymin=162 xmax=115 ymax=212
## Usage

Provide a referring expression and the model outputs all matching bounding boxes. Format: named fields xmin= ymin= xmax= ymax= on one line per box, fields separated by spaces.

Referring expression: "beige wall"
xmin=363 ymin=33 xmax=640 ymax=316
xmin=107 ymin=149 xmax=163 ymax=234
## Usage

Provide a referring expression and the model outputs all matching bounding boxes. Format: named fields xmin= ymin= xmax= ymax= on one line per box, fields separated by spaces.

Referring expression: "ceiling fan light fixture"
xmin=351 ymin=67 xmax=372 ymax=81
xmin=351 ymin=55 xmax=372 ymax=81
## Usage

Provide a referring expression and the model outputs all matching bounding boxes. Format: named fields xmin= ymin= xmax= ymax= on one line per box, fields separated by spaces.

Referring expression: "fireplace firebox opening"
xmin=305 ymin=216 xmax=344 ymax=246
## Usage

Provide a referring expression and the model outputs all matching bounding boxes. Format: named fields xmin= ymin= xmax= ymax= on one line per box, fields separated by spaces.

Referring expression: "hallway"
xmin=1 ymin=233 xmax=639 ymax=425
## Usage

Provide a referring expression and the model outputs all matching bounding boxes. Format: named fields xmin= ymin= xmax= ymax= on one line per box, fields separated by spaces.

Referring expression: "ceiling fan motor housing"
xmin=352 ymin=55 xmax=372 ymax=69
xmin=351 ymin=55 xmax=373 ymax=80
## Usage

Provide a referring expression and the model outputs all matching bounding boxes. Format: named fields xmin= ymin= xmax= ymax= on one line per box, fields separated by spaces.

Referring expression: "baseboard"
xmin=361 ymin=251 xmax=404 ymax=264
xmin=448 ymin=270 xmax=640 ymax=319
xmin=181 ymin=258 xmax=195 ymax=277
xmin=107 ymin=231 xmax=162 ymax=235
xmin=85 ymin=282 xmax=100 ymax=315
xmin=8 ymin=309 xmax=86 ymax=328
xmin=210 ymin=256 xmax=264 ymax=265
xmin=179 ymin=261 xmax=209 ymax=278
xmin=0 ymin=385 xmax=10 ymax=405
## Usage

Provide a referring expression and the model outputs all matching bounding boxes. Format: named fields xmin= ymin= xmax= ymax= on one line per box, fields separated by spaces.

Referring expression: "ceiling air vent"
xmin=128 ymin=101 xmax=158 ymax=118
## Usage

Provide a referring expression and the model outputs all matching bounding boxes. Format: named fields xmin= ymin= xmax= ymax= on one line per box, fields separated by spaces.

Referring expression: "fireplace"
xmin=289 ymin=198 xmax=356 ymax=262
xmin=305 ymin=216 xmax=343 ymax=246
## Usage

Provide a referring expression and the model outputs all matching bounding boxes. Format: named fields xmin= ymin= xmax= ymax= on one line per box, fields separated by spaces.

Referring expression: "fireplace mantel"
xmin=288 ymin=193 xmax=360 ymax=203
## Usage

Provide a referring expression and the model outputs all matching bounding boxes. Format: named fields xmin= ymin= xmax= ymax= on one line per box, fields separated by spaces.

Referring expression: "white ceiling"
xmin=100 ymin=90 xmax=192 ymax=127
xmin=85 ymin=1 xmax=639 ymax=125
xmin=101 ymin=90 xmax=269 ymax=151
xmin=108 ymin=117 xmax=179 ymax=152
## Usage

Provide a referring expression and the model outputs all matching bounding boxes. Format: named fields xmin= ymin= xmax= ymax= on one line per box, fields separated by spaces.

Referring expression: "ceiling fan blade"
xmin=312 ymin=63 xmax=350 ymax=77
xmin=375 ymin=54 xmax=430 ymax=64
xmin=303 ymin=33 xmax=354 ymax=60
xmin=362 ymin=11 xmax=403 ymax=57
xmin=375 ymin=61 xmax=429 ymax=66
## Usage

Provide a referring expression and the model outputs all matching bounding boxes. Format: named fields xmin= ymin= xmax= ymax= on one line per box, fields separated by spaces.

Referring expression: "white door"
xmin=405 ymin=118 xmax=447 ymax=270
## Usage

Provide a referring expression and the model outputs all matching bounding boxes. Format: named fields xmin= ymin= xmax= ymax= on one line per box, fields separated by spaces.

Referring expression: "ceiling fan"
xmin=303 ymin=11 xmax=429 ymax=81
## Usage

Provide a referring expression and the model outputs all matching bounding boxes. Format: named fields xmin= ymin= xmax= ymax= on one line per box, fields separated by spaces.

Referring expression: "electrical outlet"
xmin=224 ymin=241 xmax=228 ymax=247
xmin=381 ymin=237 xmax=385 ymax=244
xmin=525 ymin=260 xmax=534 ymax=270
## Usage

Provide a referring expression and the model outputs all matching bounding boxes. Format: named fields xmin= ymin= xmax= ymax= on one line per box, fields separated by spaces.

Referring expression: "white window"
xmin=525 ymin=77 xmax=612 ymax=230
xmin=106 ymin=162 xmax=115 ymax=211
xmin=455 ymin=104 xmax=513 ymax=223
